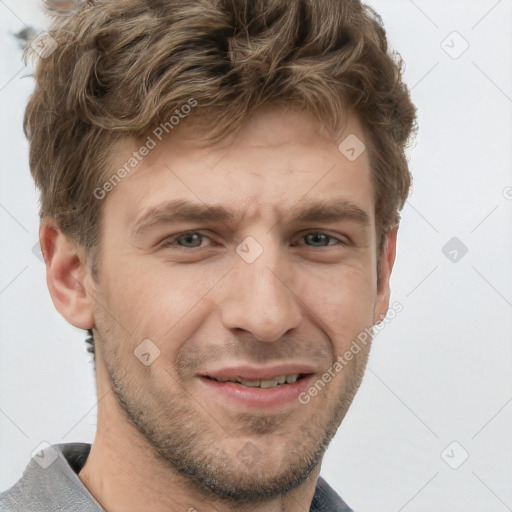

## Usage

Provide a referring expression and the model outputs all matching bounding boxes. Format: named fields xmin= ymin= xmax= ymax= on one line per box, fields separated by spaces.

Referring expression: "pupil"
xmin=308 ymin=234 xmax=327 ymax=246
xmin=181 ymin=234 xmax=200 ymax=247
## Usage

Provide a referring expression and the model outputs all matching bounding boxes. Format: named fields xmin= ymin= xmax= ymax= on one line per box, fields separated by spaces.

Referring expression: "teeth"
xmin=215 ymin=374 xmax=301 ymax=388
xmin=259 ymin=379 xmax=279 ymax=389
xmin=238 ymin=379 xmax=260 ymax=387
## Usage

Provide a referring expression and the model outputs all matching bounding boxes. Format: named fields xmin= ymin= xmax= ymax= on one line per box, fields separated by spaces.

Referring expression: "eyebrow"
xmin=132 ymin=199 xmax=236 ymax=236
xmin=291 ymin=200 xmax=370 ymax=227
xmin=131 ymin=198 xmax=371 ymax=237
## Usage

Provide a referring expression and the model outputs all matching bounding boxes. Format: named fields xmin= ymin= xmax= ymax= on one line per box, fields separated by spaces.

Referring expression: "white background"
xmin=1 ymin=1 xmax=511 ymax=510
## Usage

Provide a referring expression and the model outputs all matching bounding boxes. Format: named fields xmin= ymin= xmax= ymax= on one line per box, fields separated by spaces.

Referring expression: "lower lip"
xmin=198 ymin=375 xmax=314 ymax=409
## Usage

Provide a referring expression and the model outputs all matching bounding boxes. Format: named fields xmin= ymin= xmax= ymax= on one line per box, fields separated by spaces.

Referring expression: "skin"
xmin=40 ymin=106 xmax=397 ymax=512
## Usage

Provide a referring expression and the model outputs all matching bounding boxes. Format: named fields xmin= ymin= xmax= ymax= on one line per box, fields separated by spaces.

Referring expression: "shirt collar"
xmin=1 ymin=443 xmax=353 ymax=511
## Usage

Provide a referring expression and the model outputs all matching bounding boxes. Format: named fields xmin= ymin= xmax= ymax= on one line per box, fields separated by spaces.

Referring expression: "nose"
xmin=220 ymin=244 xmax=303 ymax=343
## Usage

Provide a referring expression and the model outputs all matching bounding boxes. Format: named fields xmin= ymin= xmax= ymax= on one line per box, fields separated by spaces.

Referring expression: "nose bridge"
xmin=220 ymin=236 xmax=302 ymax=342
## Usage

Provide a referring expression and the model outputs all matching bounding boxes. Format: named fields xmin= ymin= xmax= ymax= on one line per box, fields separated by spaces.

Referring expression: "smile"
xmin=199 ymin=374 xmax=315 ymax=408
xmin=205 ymin=373 xmax=306 ymax=388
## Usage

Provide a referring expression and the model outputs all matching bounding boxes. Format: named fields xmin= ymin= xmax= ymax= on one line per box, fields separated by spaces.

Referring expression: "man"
xmin=0 ymin=0 xmax=416 ymax=510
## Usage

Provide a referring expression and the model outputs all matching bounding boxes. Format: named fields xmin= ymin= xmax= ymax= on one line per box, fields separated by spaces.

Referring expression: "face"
xmin=86 ymin=107 xmax=392 ymax=503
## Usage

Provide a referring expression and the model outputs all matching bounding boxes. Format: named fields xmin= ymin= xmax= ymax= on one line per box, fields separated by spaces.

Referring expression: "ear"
xmin=39 ymin=219 xmax=95 ymax=330
xmin=372 ymin=226 xmax=398 ymax=325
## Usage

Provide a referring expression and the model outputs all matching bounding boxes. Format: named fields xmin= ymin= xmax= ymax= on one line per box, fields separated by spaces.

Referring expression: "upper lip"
xmin=200 ymin=364 xmax=316 ymax=381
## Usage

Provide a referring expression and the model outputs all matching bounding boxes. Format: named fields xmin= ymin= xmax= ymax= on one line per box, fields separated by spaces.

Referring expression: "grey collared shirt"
xmin=0 ymin=443 xmax=353 ymax=511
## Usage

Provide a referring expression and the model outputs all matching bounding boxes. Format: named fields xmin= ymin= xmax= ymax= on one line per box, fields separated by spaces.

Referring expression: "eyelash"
xmin=159 ymin=231 xmax=348 ymax=249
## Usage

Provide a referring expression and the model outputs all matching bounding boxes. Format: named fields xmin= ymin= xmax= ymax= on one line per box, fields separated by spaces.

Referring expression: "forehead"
xmin=102 ymin=107 xmax=375 ymax=228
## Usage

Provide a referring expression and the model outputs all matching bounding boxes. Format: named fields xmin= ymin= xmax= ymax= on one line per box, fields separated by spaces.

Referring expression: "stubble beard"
xmin=96 ymin=324 xmax=369 ymax=506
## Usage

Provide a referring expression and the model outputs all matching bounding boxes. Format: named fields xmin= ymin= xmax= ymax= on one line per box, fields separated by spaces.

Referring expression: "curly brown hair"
xmin=24 ymin=0 xmax=417 ymax=355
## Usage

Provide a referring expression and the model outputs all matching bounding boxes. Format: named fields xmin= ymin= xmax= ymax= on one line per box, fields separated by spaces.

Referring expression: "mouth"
xmin=202 ymin=373 xmax=309 ymax=389
xmin=198 ymin=371 xmax=315 ymax=409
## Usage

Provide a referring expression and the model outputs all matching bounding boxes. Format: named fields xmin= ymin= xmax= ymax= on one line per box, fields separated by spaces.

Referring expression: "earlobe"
xmin=373 ymin=227 xmax=398 ymax=325
xmin=40 ymin=219 xmax=95 ymax=330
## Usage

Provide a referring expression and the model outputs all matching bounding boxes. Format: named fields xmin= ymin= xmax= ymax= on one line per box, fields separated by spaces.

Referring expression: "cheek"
xmin=100 ymin=259 xmax=221 ymax=340
xmin=294 ymin=262 xmax=377 ymax=339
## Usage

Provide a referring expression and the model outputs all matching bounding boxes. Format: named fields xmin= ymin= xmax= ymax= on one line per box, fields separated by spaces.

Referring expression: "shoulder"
xmin=0 ymin=443 xmax=102 ymax=512
xmin=311 ymin=476 xmax=355 ymax=512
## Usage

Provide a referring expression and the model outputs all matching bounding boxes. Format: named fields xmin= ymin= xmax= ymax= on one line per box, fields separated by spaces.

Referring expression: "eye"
xmin=160 ymin=231 xmax=212 ymax=249
xmin=300 ymin=232 xmax=347 ymax=248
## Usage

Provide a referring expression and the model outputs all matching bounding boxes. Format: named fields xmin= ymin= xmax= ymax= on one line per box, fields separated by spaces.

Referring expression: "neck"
xmin=79 ymin=417 xmax=321 ymax=512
